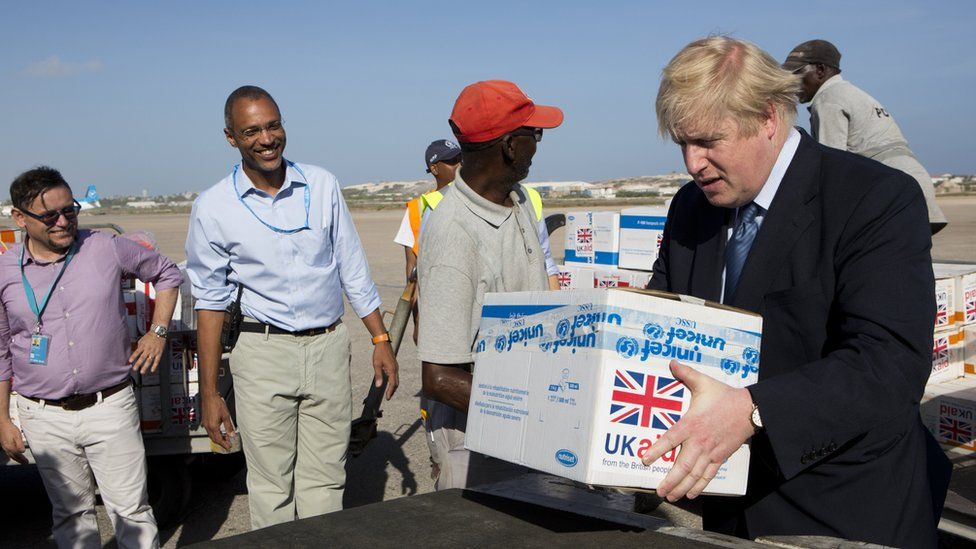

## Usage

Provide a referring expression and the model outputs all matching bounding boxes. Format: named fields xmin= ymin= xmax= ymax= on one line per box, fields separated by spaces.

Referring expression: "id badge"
xmin=29 ymin=334 xmax=50 ymax=365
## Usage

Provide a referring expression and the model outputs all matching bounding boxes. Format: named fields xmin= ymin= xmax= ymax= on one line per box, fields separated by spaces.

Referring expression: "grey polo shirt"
xmin=809 ymin=75 xmax=946 ymax=225
xmin=417 ymin=170 xmax=550 ymax=364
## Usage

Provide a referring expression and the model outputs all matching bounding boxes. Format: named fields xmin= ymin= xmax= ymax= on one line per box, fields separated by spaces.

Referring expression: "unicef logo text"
xmin=494 ymin=336 xmax=506 ymax=353
xmin=643 ymin=322 xmax=664 ymax=340
xmin=616 ymin=337 xmax=639 ymax=359
xmin=742 ymin=347 xmax=759 ymax=365
xmin=556 ymin=319 xmax=571 ymax=339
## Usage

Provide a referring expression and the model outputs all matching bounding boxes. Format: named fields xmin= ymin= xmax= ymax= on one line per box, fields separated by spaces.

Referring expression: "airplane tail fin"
xmin=84 ymin=185 xmax=99 ymax=203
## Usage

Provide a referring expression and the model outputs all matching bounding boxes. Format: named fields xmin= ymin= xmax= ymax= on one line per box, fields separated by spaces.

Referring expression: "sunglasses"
xmin=506 ymin=127 xmax=544 ymax=143
xmin=19 ymin=200 xmax=82 ymax=227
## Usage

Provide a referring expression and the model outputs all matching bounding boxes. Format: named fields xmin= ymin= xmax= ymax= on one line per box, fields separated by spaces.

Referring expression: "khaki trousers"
xmin=231 ymin=322 xmax=352 ymax=530
xmin=17 ymin=386 xmax=158 ymax=549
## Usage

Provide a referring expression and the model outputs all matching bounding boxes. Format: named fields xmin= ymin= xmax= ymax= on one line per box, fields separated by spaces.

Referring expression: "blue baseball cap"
xmin=424 ymin=139 xmax=462 ymax=172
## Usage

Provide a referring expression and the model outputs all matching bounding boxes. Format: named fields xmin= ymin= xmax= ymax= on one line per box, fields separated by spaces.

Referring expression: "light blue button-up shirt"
xmin=186 ymin=160 xmax=381 ymax=331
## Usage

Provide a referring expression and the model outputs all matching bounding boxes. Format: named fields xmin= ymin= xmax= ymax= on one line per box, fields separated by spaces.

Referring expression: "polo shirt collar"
xmin=234 ymin=159 xmax=307 ymax=199
xmin=808 ymin=74 xmax=843 ymax=112
xmin=21 ymin=235 xmax=76 ymax=266
xmin=453 ymin=168 xmax=514 ymax=227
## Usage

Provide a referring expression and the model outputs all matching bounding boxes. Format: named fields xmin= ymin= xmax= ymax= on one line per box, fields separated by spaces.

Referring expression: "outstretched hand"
xmin=641 ymin=359 xmax=756 ymax=501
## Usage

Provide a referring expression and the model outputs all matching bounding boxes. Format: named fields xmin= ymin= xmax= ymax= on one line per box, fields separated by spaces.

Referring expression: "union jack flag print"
xmin=936 ymin=291 xmax=949 ymax=327
xmin=557 ymin=271 xmax=573 ymax=288
xmin=598 ymin=277 xmax=620 ymax=288
xmin=966 ymin=290 xmax=975 ymax=323
xmin=576 ymin=228 xmax=593 ymax=244
xmin=609 ymin=370 xmax=685 ymax=430
xmin=940 ymin=416 xmax=972 ymax=445
xmin=933 ymin=335 xmax=949 ymax=370
xmin=172 ymin=405 xmax=197 ymax=425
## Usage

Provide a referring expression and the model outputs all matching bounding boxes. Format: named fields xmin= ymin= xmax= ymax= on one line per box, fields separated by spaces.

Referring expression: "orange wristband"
xmin=371 ymin=333 xmax=391 ymax=345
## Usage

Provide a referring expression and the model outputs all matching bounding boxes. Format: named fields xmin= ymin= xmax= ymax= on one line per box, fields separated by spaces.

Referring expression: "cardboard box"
xmin=466 ymin=288 xmax=762 ymax=495
xmin=934 ymin=263 xmax=976 ymax=326
xmin=169 ymin=382 xmax=201 ymax=430
xmin=139 ymin=386 xmax=162 ymax=433
xmin=558 ymin=266 xmax=653 ymax=290
xmin=556 ymin=265 xmax=595 ymax=290
xmin=139 ymin=335 xmax=197 ymax=386
xmin=123 ymin=291 xmax=139 ymax=340
xmin=965 ymin=325 xmax=976 ymax=376
xmin=594 ymin=268 xmax=653 ymax=290
xmin=931 ymin=327 xmax=965 ymax=384
xmin=139 ymin=382 xmax=201 ymax=432
xmin=934 ymin=274 xmax=956 ymax=332
xmin=617 ymin=207 xmax=667 ymax=272
xmin=920 ymin=377 xmax=976 ymax=455
xmin=563 ymin=212 xmax=620 ymax=268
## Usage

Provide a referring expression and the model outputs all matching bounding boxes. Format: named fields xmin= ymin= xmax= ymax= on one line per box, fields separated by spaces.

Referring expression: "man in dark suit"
xmin=640 ymin=36 xmax=950 ymax=547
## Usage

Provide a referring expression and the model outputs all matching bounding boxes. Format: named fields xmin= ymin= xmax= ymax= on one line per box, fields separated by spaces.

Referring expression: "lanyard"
xmin=20 ymin=243 xmax=75 ymax=333
xmin=232 ymin=161 xmax=311 ymax=234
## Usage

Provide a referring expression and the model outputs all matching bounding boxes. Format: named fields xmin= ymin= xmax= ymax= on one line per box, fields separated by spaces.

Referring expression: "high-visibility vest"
xmin=407 ymin=183 xmax=544 ymax=255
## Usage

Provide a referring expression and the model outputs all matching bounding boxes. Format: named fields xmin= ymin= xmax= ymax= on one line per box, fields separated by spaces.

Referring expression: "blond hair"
xmin=656 ymin=36 xmax=799 ymax=139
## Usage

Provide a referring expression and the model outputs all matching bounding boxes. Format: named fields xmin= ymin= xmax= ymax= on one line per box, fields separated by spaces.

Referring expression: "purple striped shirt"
xmin=0 ymin=230 xmax=181 ymax=399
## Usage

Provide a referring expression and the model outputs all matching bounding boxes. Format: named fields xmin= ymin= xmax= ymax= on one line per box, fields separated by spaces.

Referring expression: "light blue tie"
xmin=724 ymin=202 xmax=762 ymax=302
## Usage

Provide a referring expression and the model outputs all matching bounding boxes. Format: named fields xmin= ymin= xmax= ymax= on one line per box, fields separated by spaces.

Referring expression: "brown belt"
xmin=20 ymin=379 xmax=131 ymax=411
xmin=239 ymin=319 xmax=342 ymax=337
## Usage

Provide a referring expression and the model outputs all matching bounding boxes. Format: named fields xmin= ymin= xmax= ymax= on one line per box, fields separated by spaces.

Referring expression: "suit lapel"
xmin=729 ymin=135 xmax=820 ymax=312
xmin=690 ymin=193 xmax=729 ymax=302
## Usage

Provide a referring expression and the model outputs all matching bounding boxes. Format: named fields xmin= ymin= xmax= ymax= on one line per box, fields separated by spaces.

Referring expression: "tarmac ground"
xmin=1 ymin=195 xmax=974 ymax=547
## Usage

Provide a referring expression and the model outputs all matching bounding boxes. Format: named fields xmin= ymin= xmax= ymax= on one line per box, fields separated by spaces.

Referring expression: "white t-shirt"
xmin=394 ymin=209 xmax=414 ymax=249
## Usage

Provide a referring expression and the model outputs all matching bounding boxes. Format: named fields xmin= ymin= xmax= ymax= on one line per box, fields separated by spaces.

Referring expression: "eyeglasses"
xmin=460 ymin=126 xmax=544 ymax=152
xmin=19 ymin=200 xmax=82 ymax=227
xmin=506 ymin=127 xmax=543 ymax=143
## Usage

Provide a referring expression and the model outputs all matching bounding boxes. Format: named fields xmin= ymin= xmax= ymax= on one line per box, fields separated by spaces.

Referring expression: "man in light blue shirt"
xmin=186 ymin=85 xmax=398 ymax=529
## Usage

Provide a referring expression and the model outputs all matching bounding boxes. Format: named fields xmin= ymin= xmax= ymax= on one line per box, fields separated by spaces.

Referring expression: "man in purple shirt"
xmin=0 ymin=167 xmax=182 ymax=549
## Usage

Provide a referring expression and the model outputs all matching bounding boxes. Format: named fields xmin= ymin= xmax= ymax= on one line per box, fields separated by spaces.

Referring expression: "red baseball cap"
xmin=449 ymin=80 xmax=564 ymax=143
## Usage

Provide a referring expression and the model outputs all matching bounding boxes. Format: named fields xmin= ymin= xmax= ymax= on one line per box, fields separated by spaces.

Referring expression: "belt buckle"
xmin=62 ymin=394 xmax=94 ymax=411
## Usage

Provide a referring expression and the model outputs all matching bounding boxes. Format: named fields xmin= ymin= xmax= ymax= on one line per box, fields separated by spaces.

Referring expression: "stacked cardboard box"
xmin=466 ymin=288 xmax=762 ymax=495
xmin=0 ymin=229 xmax=23 ymax=255
xmin=556 ymin=265 xmax=651 ymax=291
xmin=563 ymin=212 xmax=620 ymax=268
xmin=921 ymin=377 xmax=976 ymax=457
xmin=617 ymin=207 xmax=667 ymax=271
xmin=121 ymin=262 xmax=196 ymax=340
xmin=920 ymin=264 xmax=976 ymax=457
xmin=135 ymin=333 xmax=200 ymax=433
xmin=929 ymin=264 xmax=976 ymax=383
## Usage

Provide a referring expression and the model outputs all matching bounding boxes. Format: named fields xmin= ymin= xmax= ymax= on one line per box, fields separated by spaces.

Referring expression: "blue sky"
xmin=1 ymin=1 xmax=973 ymax=198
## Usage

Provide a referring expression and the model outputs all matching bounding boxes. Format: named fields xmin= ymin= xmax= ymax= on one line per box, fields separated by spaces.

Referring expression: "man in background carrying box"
xmin=418 ymin=80 xmax=563 ymax=490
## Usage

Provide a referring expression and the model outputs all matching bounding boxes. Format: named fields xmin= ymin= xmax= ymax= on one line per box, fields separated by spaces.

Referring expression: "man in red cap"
xmin=416 ymin=80 xmax=562 ymax=489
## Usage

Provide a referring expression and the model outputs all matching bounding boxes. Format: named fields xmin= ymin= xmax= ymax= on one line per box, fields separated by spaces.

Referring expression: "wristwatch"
xmin=750 ymin=403 xmax=764 ymax=431
xmin=150 ymin=324 xmax=169 ymax=339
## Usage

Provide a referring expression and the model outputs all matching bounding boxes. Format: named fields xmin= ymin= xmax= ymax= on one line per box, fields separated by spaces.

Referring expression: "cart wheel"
xmin=147 ymin=455 xmax=191 ymax=528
